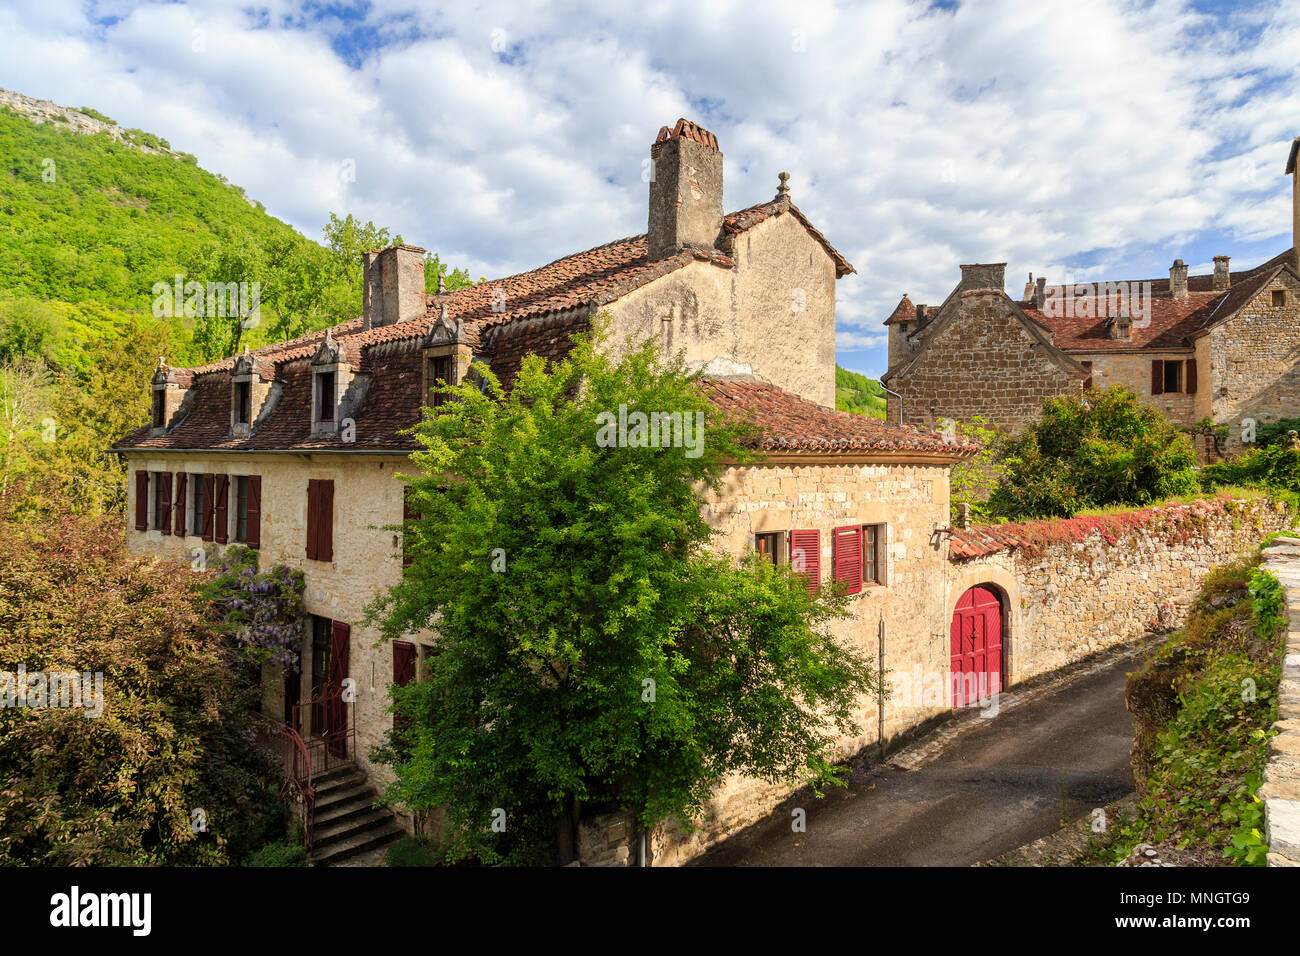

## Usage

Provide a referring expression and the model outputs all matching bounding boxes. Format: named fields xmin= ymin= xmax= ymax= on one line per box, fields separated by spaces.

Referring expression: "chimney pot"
xmin=648 ymin=119 xmax=724 ymax=261
xmin=1170 ymin=259 xmax=1188 ymax=300
xmin=1213 ymin=255 xmax=1231 ymax=291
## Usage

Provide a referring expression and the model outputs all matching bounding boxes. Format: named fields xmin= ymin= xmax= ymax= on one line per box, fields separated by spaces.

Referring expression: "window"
xmin=213 ymin=474 xmax=230 ymax=545
xmin=135 ymin=471 xmax=149 ymax=531
xmin=152 ymin=472 xmax=171 ymax=532
xmin=427 ymin=354 xmax=453 ymax=407
xmin=833 ymin=526 xmax=862 ymax=596
xmin=863 ymin=524 xmax=885 ymax=585
xmin=235 ymin=476 xmax=249 ymax=543
xmin=190 ymin=474 xmax=207 ymax=536
xmin=899 ymin=322 xmax=909 ymax=335
xmin=316 ymin=371 xmax=336 ymax=422
xmin=1151 ymin=359 xmax=1195 ymax=396
xmin=151 ymin=390 xmax=165 ymax=429
xmin=754 ymin=531 xmax=784 ymax=566
xmin=1274 ymin=290 xmax=1287 ymax=308
xmin=1080 ymin=360 xmax=1093 ymax=390
xmin=235 ymin=381 xmax=251 ymax=425
xmin=1163 ymin=360 xmax=1181 ymax=395
xmin=306 ymin=478 xmax=334 ymax=561
xmin=789 ymin=529 xmax=821 ymax=595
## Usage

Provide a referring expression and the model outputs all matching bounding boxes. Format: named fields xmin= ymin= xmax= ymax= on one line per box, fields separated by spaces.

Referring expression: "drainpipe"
xmin=878 ymin=615 xmax=887 ymax=762
xmin=879 ymin=381 xmax=904 ymax=425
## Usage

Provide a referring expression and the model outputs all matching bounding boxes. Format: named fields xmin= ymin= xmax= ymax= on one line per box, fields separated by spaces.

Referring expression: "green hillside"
xmin=835 ymin=365 xmax=887 ymax=418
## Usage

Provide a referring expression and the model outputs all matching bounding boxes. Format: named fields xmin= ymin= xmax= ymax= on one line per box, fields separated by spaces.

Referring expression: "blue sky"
xmin=2 ymin=0 xmax=1299 ymax=379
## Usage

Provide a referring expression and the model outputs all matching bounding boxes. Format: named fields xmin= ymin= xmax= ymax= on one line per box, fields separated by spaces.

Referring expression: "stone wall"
xmin=1259 ymin=535 xmax=1300 ymax=866
xmin=582 ymin=494 xmax=1291 ymax=866
xmin=1205 ymin=270 xmax=1300 ymax=457
xmin=606 ymin=211 xmax=838 ymax=409
xmin=883 ymin=291 xmax=1081 ymax=430
xmin=1076 ymin=350 xmax=1198 ymax=425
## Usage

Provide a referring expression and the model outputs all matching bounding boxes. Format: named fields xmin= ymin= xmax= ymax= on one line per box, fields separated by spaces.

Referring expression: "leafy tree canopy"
xmin=368 ymin=326 xmax=879 ymax=864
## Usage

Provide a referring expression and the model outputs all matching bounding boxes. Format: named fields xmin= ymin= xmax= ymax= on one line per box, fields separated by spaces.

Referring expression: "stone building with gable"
xmin=881 ymin=138 xmax=1300 ymax=458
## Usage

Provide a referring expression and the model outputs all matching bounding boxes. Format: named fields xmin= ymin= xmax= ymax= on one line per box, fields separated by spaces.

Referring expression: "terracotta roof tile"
xmin=883 ymin=294 xmax=915 ymax=326
xmin=702 ymin=379 xmax=978 ymax=458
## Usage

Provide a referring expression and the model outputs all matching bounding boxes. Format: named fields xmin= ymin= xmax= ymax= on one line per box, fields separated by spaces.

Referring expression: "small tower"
xmin=883 ymin=294 xmax=916 ymax=370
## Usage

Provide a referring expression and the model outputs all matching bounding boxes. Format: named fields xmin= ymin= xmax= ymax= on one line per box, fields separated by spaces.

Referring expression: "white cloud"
xmin=1 ymin=0 xmax=1298 ymax=376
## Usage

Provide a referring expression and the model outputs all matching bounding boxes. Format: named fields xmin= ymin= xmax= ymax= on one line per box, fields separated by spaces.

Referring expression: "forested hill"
xmin=835 ymin=365 xmax=887 ymax=418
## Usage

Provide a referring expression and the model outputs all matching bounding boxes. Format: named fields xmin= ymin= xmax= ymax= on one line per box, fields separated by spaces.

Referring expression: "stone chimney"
xmin=363 ymin=244 xmax=426 ymax=330
xmin=1170 ymin=259 xmax=1188 ymax=300
xmin=1022 ymin=273 xmax=1035 ymax=301
xmin=1213 ymin=255 xmax=1231 ymax=292
xmin=958 ymin=262 xmax=1007 ymax=293
xmin=1287 ymin=136 xmax=1300 ymax=272
xmin=1034 ymin=276 xmax=1046 ymax=309
xmin=648 ymin=119 xmax=724 ymax=261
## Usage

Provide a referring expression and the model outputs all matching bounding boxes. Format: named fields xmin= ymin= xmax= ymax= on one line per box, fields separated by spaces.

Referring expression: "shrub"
xmin=1202 ymin=444 xmax=1300 ymax=498
xmin=385 ymin=836 xmax=450 ymax=867
xmin=987 ymin=387 xmax=1198 ymax=520
xmin=243 ymin=840 xmax=307 ymax=867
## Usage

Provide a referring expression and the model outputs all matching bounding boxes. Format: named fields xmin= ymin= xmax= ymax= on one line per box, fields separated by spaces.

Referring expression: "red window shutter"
xmin=833 ymin=525 xmax=862 ymax=596
xmin=134 ymin=471 xmax=149 ymax=531
xmin=202 ymin=473 xmax=216 ymax=542
xmin=327 ymin=620 xmax=351 ymax=757
xmin=1151 ymin=360 xmax=1164 ymax=395
xmin=318 ymin=480 xmax=334 ymax=561
xmin=247 ymin=475 xmax=262 ymax=549
xmin=1080 ymin=361 xmax=1093 ymax=390
xmin=159 ymin=473 xmax=173 ymax=535
xmin=306 ymin=480 xmax=319 ymax=560
xmin=393 ymin=640 xmax=417 ymax=686
xmin=173 ymin=472 xmax=187 ymax=536
xmin=1186 ymin=359 xmax=1197 ymax=395
xmin=789 ymin=529 xmax=821 ymax=595
xmin=213 ymin=474 xmax=229 ymax=544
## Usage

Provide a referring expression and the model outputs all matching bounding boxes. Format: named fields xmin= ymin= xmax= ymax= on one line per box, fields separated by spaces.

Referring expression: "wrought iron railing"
xmin=253 ymin=713 xmax=317 ymax=848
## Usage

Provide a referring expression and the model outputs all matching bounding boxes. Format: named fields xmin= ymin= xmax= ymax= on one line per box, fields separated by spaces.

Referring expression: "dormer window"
xmin=427 ymin=355 xmax=452 ymax=407
xmin=422 ymin=304 xmax=472 ymax=409
xmin=317 ymin=371 xmax=336 ymax=422
xmin=150 ymin=357 xmax=192 ymax=435
xmin=235 ymin=381 xmax=251 ymax=425
xmin=309 ymin=329 xmax=351 ymax=437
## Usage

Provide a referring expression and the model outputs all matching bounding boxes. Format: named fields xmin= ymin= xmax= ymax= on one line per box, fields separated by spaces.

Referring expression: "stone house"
xmin=114 ymin=118 xmax=1014 ymax=862
xmin=881 ymin=138 xmax=1300 ymax=458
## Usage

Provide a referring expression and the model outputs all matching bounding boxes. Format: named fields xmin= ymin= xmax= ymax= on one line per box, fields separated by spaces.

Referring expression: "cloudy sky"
xmin=1 ymin=0 xmax=1297 ymax=378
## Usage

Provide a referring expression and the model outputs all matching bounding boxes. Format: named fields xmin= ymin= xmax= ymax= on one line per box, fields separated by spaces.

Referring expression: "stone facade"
xmin=884 ymin=290 xmax=1084 ymax=429
xmin=1259 ymin=534 xmax=1300 ymax=866
xmin=606 ymin=210 xmax=838 ymax=409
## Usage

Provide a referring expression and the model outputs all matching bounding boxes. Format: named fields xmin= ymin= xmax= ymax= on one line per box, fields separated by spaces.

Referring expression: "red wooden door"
xmin=950 ymin=586 xmax=1002 ymax=707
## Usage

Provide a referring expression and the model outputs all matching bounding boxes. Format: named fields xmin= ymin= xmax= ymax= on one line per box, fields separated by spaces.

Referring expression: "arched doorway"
xmin=950 ymin=585 xmax=1003 ymax=707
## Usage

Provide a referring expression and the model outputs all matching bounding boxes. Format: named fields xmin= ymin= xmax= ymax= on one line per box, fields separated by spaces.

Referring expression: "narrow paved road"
xmin=693 ymin=651 xmax=1139 ymax=866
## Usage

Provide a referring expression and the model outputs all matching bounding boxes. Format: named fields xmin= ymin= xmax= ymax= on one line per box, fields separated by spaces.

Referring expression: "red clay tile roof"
xmin=1016 ymin=250 xmax=1295 ymax=351
xmin=116 ymin=197 xmax=856 ymax=453
xmin=721 ymin=197 xmax=856 ymax=277
xmin=883 ymin=294 xmax=915 ymax=325
xmin=702 ymin=379 xmax=978 ymax=458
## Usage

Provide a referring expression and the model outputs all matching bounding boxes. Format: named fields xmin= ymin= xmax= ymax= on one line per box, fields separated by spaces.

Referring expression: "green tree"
xmin=987 ymin=387 xmax=1199 ymax=520
xmin=368 ymin=326 xmax=879 ymax=864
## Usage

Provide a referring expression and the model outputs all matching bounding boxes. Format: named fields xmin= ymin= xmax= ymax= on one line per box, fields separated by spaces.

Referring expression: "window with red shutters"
xmin=307 ymin=479 xmax=334 ymax=562
xmin=789 ymin=529 xmax=821 ymax=594
xmin=201 ymin=473 xmax=216 ymax=541
xmin=1151 ymin=359 xmax=1164 ymax=395
xmin=863 ymin=524 xmax=886 ymax=585
xmin=833 ymin=525 xmax=862 ymax=595
xmin=134 ymin=471 xmax=149 ymax=531
xmin=213 ymin=474 xmax=230 ymax=544
xmin=156 ymin=472 xmax=172 ymax=534
xmin=173 ymin=472 xmax=187 ymax=536
xmin=246 ymin=476 xmax=262 ymax=549
xmin=1186 ymin=359 xmax=1198 ymax=395
xmin=1080 ymin=360 xmax=1093 ymax=390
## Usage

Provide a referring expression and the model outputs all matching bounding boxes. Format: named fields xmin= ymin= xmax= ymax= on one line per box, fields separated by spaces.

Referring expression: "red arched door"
xmin=950 ymin=586 xmax=1003 ymax=707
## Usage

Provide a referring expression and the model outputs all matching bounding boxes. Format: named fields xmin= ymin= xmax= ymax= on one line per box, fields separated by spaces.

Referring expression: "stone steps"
xmin=306 ymin=764 xmax=404 ymax=866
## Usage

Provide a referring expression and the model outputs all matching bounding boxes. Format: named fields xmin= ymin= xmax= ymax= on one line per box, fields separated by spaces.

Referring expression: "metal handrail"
xmin=252 ymin=712 xmax=316 ymax=849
